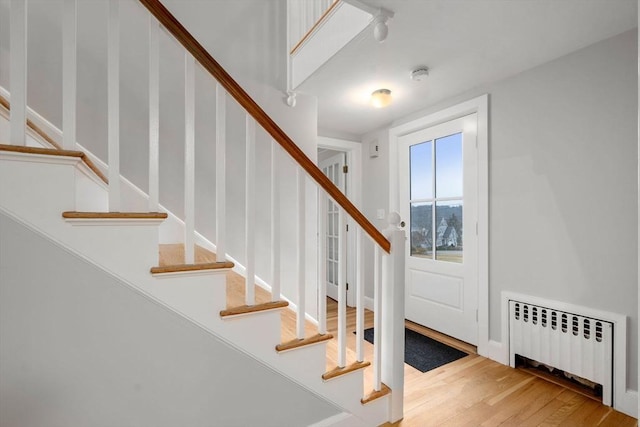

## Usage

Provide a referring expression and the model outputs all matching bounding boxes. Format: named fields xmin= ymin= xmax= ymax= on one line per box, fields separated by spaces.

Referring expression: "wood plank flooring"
xmin=158 ymin=244 xmax=638 ymax=426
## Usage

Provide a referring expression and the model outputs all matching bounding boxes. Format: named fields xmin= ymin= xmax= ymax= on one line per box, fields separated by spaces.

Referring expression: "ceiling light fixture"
xmin=371 ymin=89 xmax=392 ymax=108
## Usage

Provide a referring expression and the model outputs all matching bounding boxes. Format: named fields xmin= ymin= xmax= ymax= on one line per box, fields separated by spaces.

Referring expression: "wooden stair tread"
xmin=62 ymin=211 xmax=168 ymax=219
xmin=220 ymin=300 xmax=289 ymax=317
xmin=361 ymin=383 xmax=391 ymax=405
xmin=150 ymin=262 xmax=234 ymax=274
xmin=322 ymin=360 xmax=371 ymax=381
xmin=276 ymin=333 xmax=334 ymax=352
xmin=0 ymin=143 xmax=84 ymax=158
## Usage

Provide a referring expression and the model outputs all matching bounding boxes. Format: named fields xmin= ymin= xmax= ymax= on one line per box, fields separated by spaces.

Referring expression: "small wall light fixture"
xmin=371 ymin=88 xmax=392 ymax=108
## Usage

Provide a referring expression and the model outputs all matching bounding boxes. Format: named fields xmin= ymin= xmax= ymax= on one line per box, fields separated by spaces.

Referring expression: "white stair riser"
xmin=75 ymin=168 xmax=108 ymax=212
xmin=64 ymin=223 xmax=160 ymax=284
xmin=1 ymin=154 xmax=78 ymax=224
xmin=276 ymin=344 xmax=329 ymax=379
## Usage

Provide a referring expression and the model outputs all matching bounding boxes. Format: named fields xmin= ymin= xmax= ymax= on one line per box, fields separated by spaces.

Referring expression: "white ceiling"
xmin=157 ymin=0 xmax=636 ymax=139
xmin=297 ymin=0 xmax=638 ymax=138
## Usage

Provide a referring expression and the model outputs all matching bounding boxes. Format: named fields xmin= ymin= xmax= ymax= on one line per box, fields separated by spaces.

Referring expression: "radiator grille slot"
xmin=509 ymin=300 xmax=613 ymax=406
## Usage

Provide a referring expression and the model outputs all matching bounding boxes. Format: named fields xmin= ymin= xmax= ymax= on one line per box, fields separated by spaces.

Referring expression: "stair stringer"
xmin=0 ymin=152 xmax=391 ymax=426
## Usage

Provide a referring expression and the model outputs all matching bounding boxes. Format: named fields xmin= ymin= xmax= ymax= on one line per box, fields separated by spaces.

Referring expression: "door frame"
xmin=318 ymin=150 xmax=347 ymax=303
xmin=318 ymin=136 xmax=362 ymax=307
xmin=388 ymin=95 xmax=490 ymax=357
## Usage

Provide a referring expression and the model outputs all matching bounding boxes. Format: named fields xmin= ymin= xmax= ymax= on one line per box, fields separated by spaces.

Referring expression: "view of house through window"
xmin=409 ymin=132 xmax=463 ymax=263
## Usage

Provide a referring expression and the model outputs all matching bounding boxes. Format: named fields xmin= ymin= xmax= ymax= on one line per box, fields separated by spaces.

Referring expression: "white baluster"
xmin=317 ymin=190 xmax=327 ymax=335
xmin=148 ymin=17 xmax=160 ymax=211
xmin=355 ymin=226 xmax=364 ymax=361
xmin=271 ymin=140 xmax=281 ymax=302
xmin=10 ymin=0 xmax=27 ymax=146
xmin=184 ymin=53 xmax=195 ymax=264
xmin=215 ymin=83 xmax=226 ymax=262
xmin=245 ymin=115 xmax=256 ymax=306
xmin=296 ymin=169 xmax=306 ymax=339
xmin=62 ymin=0 xmax=77 ymax=150
xmin=337 ymin=209 xmax=347 ymax=367
xmin=107 ymin=0 xmax=120 ymax=211
xmin=373 ymin=244 xmax=382 ymax=390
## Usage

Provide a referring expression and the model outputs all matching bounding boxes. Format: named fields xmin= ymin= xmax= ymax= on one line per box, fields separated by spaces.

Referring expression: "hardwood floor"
xmin=162 ymin=245 xmax=637 ymax=426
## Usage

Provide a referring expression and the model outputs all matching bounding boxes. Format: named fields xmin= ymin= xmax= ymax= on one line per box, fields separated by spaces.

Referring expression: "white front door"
xmin=399 ymin=114 xmax=479 ymax=345
xmin=320 ymin=152 xmax=346 ymax=301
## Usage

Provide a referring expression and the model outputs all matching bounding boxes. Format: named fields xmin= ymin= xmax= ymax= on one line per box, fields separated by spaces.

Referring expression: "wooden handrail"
xmin=138 ymin=0 xmax=391 ymax=253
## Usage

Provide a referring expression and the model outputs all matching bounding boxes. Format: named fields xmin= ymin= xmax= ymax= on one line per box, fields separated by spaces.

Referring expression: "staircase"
xmin=0 ymin=1 xmax=405 ymax=425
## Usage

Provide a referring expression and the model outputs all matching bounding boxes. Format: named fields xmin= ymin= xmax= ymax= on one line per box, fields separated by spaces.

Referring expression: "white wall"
xmin=0 ymin=212 xmax=340 ymax=427
xmin=362 ymin=30 xmax=638 ymax=389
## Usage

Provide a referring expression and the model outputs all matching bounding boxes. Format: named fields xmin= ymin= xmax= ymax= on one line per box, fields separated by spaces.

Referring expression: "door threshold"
xmin=404 ymin=320 xmax=477 ymax=355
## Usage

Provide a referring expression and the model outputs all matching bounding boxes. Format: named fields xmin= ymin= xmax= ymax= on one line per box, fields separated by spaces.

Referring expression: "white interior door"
xmin=320 ymin=152 xmax=346 ymax=301
xmin=399 ymin=114 xmax=479 ymax=345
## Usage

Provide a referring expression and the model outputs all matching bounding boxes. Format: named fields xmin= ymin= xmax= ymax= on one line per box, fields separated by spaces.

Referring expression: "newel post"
xmin=381 ymin=211 xmax=405 ymax=423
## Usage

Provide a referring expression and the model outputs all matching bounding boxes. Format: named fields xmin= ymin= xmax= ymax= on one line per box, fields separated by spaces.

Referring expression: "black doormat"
xmin=362 ymin=327 xmax=467 ymax=373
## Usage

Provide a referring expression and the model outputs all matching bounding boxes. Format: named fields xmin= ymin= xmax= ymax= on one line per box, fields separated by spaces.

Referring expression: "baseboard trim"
xmin=307 ymin=412 xmax=364 ymax=427
xmin=617 ymin=389 xmax=638 ymax=418
xmin=485 ymin=339 xmax=507 ymax=365
xmin=364 ymin=296 xmax=374 ymax=312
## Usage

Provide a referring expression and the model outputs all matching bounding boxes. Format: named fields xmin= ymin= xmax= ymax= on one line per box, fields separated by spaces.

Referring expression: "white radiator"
xmin=508 ymin=300 xmax=613 ymax=406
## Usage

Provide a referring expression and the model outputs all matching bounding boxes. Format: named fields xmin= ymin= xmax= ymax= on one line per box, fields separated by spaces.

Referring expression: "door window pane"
xmin=435 ymin=201 xmax=463 ymax=263
xmin=435 ymin=133 xmax=463 ymax=198
xmin=410 ymin=141 xmax=433 ymax=200
xmin=410 ymin=202 xmax=433 ymax=258
xmin=328 ymin=237 xmax=334 ymax=261
xmin=327 ymin=261 xmax=335 ymax=286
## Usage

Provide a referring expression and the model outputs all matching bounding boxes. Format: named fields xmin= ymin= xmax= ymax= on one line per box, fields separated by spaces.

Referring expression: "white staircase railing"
xmin=6 ymin=0 xmax=405 ymax=422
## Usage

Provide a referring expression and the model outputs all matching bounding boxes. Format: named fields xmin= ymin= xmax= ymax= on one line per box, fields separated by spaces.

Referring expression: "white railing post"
xmin=337 ymin=209 xmax=347 ymax=367
xmin=184 ymin=52 xmax=195 ymax=264
xmin=148 ymin=16 xmax=160 ymax=211
xmin=317 ymin=191 xmax=327 ymax=335
xmin=245 ymin=115 xmax=256 ymax=306
xmin=381 ymin=212 xmax=406 ymax=423
xmin=215 ymin=83 xmax=226 ymax=262
xmin=62 ymin=0 xmax=77 ymax=150
xmin=355 ymin=226 xmax=364 ymax=361
xmin=271 ymin=140 xmax=281 ymax=302
xmin=373 ymin=244 xmax=382 ymax=389
xmin=296 ymin=168 xmax=306 ymax=339
xmin=107 ymin=0 xmax=121 ymax=211
xmin=10 ymin=0 xmax=27 ymax=146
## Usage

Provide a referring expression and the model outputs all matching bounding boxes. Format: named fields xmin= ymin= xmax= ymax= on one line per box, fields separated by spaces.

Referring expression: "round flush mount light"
xmin=371 ymin=89 xmax=392 ymax=108
xmin=411 ymin=67 xmax=429 ymax=81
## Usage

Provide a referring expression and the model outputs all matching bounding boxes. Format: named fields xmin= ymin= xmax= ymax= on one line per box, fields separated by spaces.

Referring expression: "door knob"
xmin=400 ymin=221 xmax=405 ymax=228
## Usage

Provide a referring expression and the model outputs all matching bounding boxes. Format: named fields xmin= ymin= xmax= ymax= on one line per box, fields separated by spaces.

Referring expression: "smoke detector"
xmin=411 ymin=67 xmax=429 ymax=81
